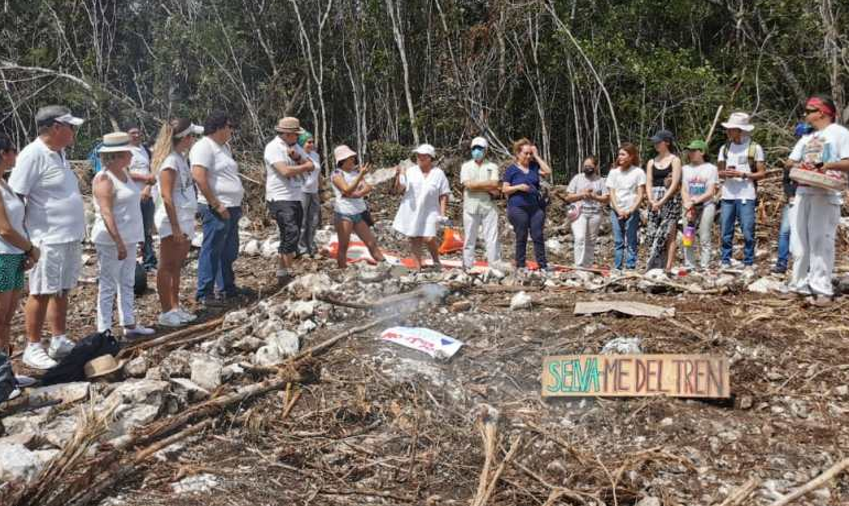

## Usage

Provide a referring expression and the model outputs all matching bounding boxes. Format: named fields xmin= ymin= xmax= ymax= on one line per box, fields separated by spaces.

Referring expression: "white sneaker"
xmin=124 ymin=325 xmax=156 ymax=338
xmin=7 ymin=387 xmax=21 ymax=401
xmin=176 ymin=307 xmax=197 ymax=323
xmin=15 ymin=375 xmax=36 ymax=388
xmin=158 ymin=311 xmax=185 ymax=328
xmin=23 ymin=344 xmax=58 ymax=370
xmin=47 ymin=335 xmax=75 ymax=360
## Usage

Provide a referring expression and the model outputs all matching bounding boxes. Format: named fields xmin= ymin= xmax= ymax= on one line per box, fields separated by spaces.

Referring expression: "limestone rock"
xmin=253 ymin=330 xmax=300 ymax=367
xmin=190 ymin=355 xmax=224 ymax=391
xmin=510 ymin=291 xmax=533 ymax=310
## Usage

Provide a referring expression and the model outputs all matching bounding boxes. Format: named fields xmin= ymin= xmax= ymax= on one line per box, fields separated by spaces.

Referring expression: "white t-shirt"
xmin=128 ymin=145 xmax=151 ymax=192
xmin=331 ymin=168 xmax=368 ymax=215
xmin=155 ymin=152 xmax=198 ymax=227
xmin=91 ymin=169 xmax=145 ymax=246
xmin=605 ymin=166 xmax=646 ymax=210
xmin=264 ymin=136 xmax=309 ymax=202
xmin=302 ymin=151 xmax=321 ymax=194
xmin=682 ymin=163 xmax=719 ymax=200
xmin=460 ymin=160 xmax=499 ymax=214
xmin=8 ymin=137 xmax=86 ymax=245
xmin=789 ymin=123 xmax=849 ymax=204
xmin=718 ymin=139 xmax=765 ymax=201
xmin=392 ymin=166 xmax=451 ymax=238
xmin=566 ymin=173 xmax=608 ymax=215
xmin=189 ymin=137 xmax=244 ymax=207
xmin=0 ymin=181 xmax=27 ymax=254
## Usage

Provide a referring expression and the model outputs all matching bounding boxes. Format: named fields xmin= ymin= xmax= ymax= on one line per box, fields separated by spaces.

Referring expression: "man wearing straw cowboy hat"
xmin=8 ymin=105 xmax=86 ymax=370
xmin=716 ymin=112 xmax=766 ymax=272
xmin=786 ymin=95 xmax=849 ymax=305
xmin=460 ymin=136 xmax=501 ymax=270
xmin=264 ymin=117 xmax=315 ymax=284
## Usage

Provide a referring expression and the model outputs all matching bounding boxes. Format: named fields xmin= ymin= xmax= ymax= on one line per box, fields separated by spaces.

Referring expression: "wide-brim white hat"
xmin=721 ymin=112 xmax=755 ymax=132
xmin=333 ymin=145 xmax=357 ymax=163
xmin=98 ymin=132 xmax=134 ymax=153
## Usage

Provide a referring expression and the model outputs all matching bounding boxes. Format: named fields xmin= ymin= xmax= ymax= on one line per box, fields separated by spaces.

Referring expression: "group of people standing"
xmin=0 ymin=93 xmax=846 ymax=382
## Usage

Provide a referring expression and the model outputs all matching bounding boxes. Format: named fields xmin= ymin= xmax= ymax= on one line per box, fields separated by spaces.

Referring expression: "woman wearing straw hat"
xmin=392 ymin=144 xmax=451 ymax=269
xmin=150 ymin=118 xmax=203 ymax=327
xmin=716 ymin=112 xmax=765 ymax=271
xmin=91 ymin=132 xmax=154 ymax=338
xmin=331 ymin=145 xmax=386 ymax=269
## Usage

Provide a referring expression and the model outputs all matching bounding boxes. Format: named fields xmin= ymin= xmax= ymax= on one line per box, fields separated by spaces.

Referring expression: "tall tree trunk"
xmin=385 ymin=0 xmax=419 ymax=146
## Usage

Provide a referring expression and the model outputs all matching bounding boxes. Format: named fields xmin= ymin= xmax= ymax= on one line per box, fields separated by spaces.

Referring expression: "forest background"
xmin=0 ymin=0 xmax=847 ymax=182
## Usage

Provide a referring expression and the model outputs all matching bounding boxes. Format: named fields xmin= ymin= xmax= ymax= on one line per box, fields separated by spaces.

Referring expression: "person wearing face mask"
xmin=563 ymin=157 xmax=609 ymax=268
xmin=460 ymin=137 xmax=501 ymax=270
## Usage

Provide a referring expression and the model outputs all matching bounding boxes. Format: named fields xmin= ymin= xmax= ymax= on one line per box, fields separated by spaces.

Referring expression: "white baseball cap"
xmin=413 ymin=143 xmax=436 ymax=157
xmin=471 ymin=137 xmax=488 ymax=149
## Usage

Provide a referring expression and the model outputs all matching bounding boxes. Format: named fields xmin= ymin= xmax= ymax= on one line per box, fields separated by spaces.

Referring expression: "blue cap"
xmin=794 ymin=122 xmax=813 ymax=138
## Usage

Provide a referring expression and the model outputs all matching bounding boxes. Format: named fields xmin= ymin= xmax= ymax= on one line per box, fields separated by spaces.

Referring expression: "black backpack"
xmin=0 ymin=352 xmax=15 ymax=403
xmin=134 ymin=262 xmax=147 ymax=295
xmin=40 ymin=331 xmax=121 ymax=386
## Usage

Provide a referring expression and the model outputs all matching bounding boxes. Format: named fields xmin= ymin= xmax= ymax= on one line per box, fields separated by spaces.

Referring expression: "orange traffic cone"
xmin=439 ymin=228 xmax=464 ymax=254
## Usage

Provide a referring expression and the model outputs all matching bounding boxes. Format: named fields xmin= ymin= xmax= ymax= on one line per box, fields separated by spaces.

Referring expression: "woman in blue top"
xmin=502 ymin=138 xmax=552 ymax=271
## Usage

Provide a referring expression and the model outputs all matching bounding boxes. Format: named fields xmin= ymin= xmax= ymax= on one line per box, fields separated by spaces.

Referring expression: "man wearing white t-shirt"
xmin=126 ymin=123 xmax=158 ymax=271
xmin=264 ymin=117 xmax=315 ymax=283
xmin=717 ymin=112 xmax=766 ymax=271
xmin=190 ymin=111 xmax=245 ymax=306
xmin=460 ymin=137 xmax=501 ymax=270
xmin=9 ymin=106 xmax=86 ymax=370
xmin=787 ymin=95 xmax=849 ymax=305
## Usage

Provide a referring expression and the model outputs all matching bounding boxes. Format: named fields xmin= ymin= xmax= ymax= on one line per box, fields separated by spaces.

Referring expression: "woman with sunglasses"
xmin=502 ymin=139 xmax=552 ymax=271
xmin=564 ymin=156 xmax=609 ymax=268
xmin=151 ymin=119 xmax=203 ymax=327
xmin=787 ymin=95 xmax=849 ymax=305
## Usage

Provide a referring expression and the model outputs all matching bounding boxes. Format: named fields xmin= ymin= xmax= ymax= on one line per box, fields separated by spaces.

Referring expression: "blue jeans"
xmin=140 ymin=198 xmax=157 ymax=269
xmin=196 ymin=204 xmax=242 ymax=301
xmin=775 ymin=203 xmax=792 ymax=270
xmin=507 ymin=205 xmax=546 ymax=268
xmin=610 ymin=212 xmax=640 ymax=269
xmin=720 ymin=199 xmax=756 ymax=266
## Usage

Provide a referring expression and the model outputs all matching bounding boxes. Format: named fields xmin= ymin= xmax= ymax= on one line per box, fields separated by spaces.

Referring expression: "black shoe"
xmin=197 ymin=297 xmax=226 ymax=309
xmin=771 ymin=265 xmax=787 ymax=274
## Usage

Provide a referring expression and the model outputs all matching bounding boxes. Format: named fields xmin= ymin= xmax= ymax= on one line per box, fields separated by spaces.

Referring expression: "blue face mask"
xmin=471 ymin=147 xmax=485 ymax=161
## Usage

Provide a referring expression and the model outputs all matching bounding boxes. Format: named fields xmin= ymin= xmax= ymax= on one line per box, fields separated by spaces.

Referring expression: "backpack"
xmin=88 ymin=142 xmax=104 ymax=175
xmin=40 ymin=331 xmax=121 ymax=386
xmin=134 ymin=262 xmax=147 ymax=295
xmin=0 ymin=352 xmax=15 ymax=403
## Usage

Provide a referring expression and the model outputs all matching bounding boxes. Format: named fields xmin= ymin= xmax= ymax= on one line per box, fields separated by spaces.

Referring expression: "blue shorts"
xmin=334 ymin=211 xmax=365 ymax=224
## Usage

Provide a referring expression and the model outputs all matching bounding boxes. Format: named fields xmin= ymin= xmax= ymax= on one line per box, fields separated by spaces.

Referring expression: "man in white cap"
xmin=717 ymin=112 xmax=765 ymax=271
xmin=460 ymin=137 xmax=501 ymax=270
xmin=9 ymin=105 xmax=86 ymax=369
xmin=264 ymin=117 xmax=315 ymax=283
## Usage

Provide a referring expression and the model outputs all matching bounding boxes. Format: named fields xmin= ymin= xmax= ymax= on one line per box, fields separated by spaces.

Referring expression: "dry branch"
xmin=768 ymin=458 xmax=849 ymax=506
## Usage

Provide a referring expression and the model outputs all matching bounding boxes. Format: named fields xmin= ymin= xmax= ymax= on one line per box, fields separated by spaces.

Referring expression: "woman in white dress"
xmin=150 ymin=118 xmax=203 ymax=327
xmin=392 ymin=144 xmax=451 ymax=269
xmin=91 ymin=132 xmax=154 ymax=338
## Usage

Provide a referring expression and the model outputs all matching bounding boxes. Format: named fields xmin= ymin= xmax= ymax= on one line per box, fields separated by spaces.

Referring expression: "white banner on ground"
xmin=380 ymin=326 xmax=464 ymax=359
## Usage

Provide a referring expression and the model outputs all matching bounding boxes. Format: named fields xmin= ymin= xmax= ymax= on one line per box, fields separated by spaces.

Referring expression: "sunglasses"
xmin=804 ymin=108 xmax=819 ymax=115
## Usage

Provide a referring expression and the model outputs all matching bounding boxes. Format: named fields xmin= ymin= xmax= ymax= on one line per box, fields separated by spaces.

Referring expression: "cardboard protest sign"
xmin=542 ymin=354 xmax=729 ymax=398
xmin=380 ymin=327 xmax=464 ymax=359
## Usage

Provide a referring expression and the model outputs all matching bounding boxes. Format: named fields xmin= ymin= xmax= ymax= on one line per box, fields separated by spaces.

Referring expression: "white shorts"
xmin=28 ymin=241 xmax=83 ymax=295
xmin=157 ymin=218 xmax=196 ymax=241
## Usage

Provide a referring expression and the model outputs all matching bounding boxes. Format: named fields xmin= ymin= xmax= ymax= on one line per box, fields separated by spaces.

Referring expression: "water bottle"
xmin=683 ymin=225 xmax=695 ymax=247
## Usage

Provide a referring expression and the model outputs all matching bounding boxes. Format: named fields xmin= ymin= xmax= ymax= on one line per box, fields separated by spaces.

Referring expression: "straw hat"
xmin=333 ymin=145 xmax=357 ymax=164
xmin=275 ymin=117 xmax=302 ymax=133
xmin=721 ymin=112 xmax=755 ymax=132
xmin=98 ymin=132 xmax=133 ymax=153
xmin=84 ymin=355 xmax=125 ymax=380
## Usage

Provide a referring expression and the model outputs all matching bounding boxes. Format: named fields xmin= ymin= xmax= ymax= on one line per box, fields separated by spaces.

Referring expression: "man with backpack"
xmin=717 ymin=112 xmax=766 ymax=272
